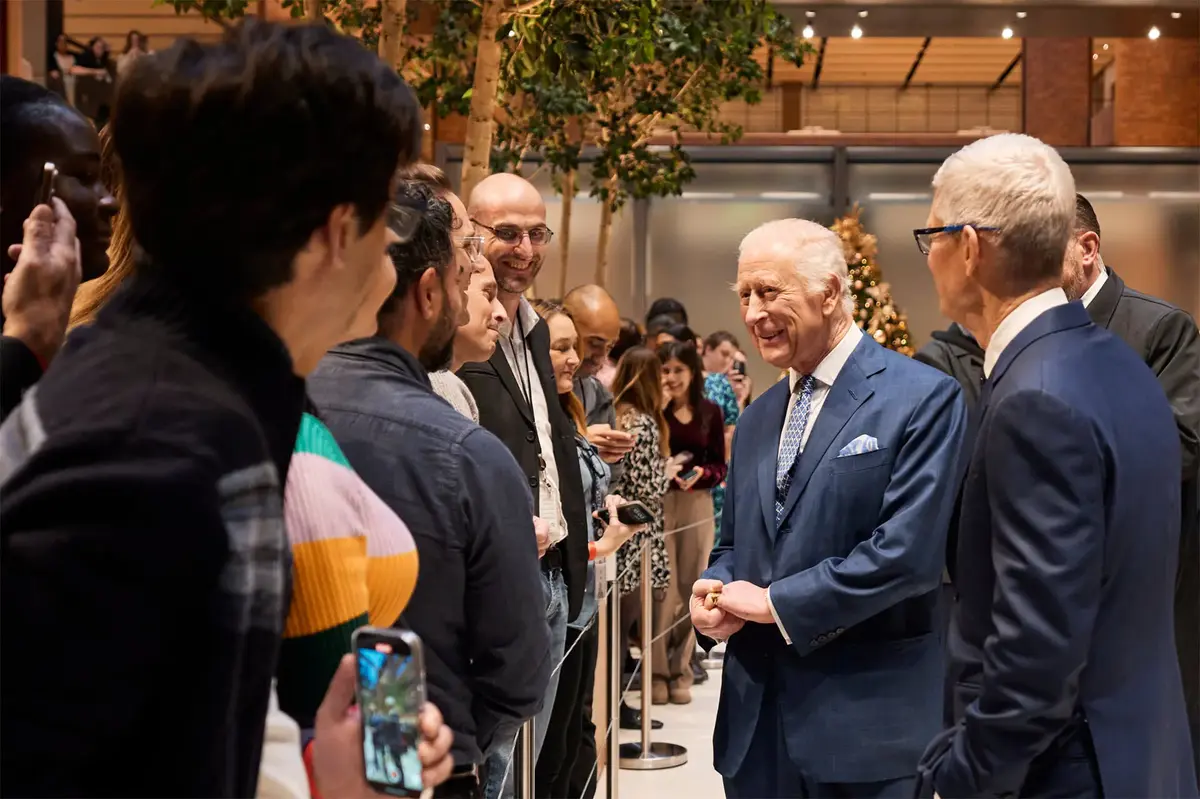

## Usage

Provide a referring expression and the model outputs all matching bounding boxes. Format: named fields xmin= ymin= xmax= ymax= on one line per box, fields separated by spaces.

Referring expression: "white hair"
xmin=738 ymin=219 xmax=854 ymax=316
xmin=932 ymin=133 xmax=1076 ymax=292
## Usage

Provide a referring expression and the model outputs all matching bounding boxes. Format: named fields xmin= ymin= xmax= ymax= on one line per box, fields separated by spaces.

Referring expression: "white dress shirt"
xmin=766 ymin=323 xmax=863 ymax=644
xmin=498 ymin=298 xmax=567 ymax=546
xmin=983 ymin=288 xmax=1069 ymax=377
xmin=1080 ymin=266 xmax=1108 ymax=309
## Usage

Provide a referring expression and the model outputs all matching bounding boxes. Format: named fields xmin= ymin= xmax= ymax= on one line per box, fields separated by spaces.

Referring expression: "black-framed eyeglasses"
xmin=389 ymin=195 xmax=428 ymax=244
xmin=913 ymin=224 xmax=1001 ymax=255
xmin=472 ymin=219 xmax=554 ymax=246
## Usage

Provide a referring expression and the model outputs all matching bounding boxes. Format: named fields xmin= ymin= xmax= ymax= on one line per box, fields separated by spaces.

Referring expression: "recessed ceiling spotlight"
xmin=423 ymin=123 xmax=432 ymax=131
xmin=1092 ymin=53 xmax=1098 ymax=60
xmin=858 ymin=9 xmax=869 ymax=18
xmin=1148 ymin=25 xmax=1161 ymax=39
xmin=806 ymin=10 xmax=816 ymax=18
xmin=1016 ymin=11 xmax=1027 ymax=19
xmin=1102 ymin=43 xmax=1109 ymax=50
xmin=850 ymin=24 xmax=863 ymax=39
xmin=1171 ymin=12 xmax=1182 ymax=19
xmin=802 ymin=25 xmax=815 ymax=39
xmin=1001 ymin=27 xmax=1013 ymax=39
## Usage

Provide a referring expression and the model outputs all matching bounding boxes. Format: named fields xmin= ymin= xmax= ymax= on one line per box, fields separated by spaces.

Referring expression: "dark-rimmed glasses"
xmin=472 ymin=219 xmax=554 ymax=246
xmin=913 ymin=224 xmax=1001 ymax=255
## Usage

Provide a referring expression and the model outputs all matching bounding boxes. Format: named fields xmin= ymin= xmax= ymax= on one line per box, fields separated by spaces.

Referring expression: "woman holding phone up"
xmin=654 ymin=340 xmax=727 ymax=706
xmin=533 ymin=300 xmax=645 ymax=796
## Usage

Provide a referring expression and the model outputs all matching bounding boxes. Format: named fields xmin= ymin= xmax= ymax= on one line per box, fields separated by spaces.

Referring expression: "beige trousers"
xmin=652 ymin=490 xmax=715 ymax=687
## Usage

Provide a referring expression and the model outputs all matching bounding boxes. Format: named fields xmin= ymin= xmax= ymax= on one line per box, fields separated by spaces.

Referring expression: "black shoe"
xmin=619 ymin=703 xmax=663 ymax=731
xmin=691 ymin=651 xmax=709 ymax=684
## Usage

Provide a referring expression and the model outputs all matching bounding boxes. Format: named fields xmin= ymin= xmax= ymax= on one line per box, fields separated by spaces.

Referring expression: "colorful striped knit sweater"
xmin=276 ymin=412 xmax=420 ymax=729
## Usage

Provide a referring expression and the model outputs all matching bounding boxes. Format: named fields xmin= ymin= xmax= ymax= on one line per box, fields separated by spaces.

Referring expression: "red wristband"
xmin=588 ymin=541 xmax=597 ymax=561
xmin=303 ymin=738 xmax=322 ymax=799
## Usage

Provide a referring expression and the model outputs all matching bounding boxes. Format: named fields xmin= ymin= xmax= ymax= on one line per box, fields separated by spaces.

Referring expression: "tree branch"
xmin=505 ymin=0 xmax=547 ymax=15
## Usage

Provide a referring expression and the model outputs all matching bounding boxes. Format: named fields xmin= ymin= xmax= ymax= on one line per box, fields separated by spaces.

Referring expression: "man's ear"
xmin=962 ymin=226 xmax=981 ymax=280
xmin=415 ymin=266 xmax=442 ymax=321
xmin=821 ymin=275 xmax=843 ymax=316
xmin=308 ymin=203 xmax=356 ymax=275
xmin=1078 ymin=231 xmax=1101 ymax=268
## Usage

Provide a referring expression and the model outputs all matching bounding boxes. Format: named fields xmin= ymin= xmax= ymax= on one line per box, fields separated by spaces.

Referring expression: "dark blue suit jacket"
xmin=704 ymin=334 xmax=967 ymax=784
xmin=930 ymin=302 xmax=1198 ymax=798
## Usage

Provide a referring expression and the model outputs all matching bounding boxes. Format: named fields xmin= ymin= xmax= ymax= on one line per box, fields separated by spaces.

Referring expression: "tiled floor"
xmin=596 ymin=656 xmax=724 ymax=799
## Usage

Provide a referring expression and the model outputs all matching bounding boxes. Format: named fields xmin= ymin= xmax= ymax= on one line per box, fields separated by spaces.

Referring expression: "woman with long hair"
xmin=654 ymin=339 xmax=727 ymax=705
xmin=532 ymin=300 xmax=643 ymax=796
xmin=611 ymin=346 xmax=676 ymax=726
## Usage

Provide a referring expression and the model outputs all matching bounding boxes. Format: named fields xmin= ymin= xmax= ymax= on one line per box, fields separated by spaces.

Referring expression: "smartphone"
xmin=353 ymin=627 xmax=426 ymax=798
xmin=597 ymin=500 xmax=655 ymax=527
xmin=731 ymin=360 xmax=746 ymax=377
xmin=677 ymin=467 xmax=701 ymax=483
xmin=39 ymin=162 xmax=58 ymax=206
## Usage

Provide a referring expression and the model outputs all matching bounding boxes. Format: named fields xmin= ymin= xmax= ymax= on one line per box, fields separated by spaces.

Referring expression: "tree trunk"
xmin=306 ymin=0 xmax=321 ymax=22
xmin=459 ymin=0 xmax=506 ymax=204
xmin=556 ymin=168 xmax=575 ymax=297
xmin=593 ymin=176 xmax=617 ymax=288
xmin=378 ymin=0 xmax=407 ymax=68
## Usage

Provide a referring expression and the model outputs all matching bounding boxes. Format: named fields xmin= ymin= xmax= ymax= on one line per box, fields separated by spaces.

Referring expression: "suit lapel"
xmin=777 ymin=359 xmax=873 ymax=527
xmin=489 ymin=342 xmax=535 ymax=428
xmin=755 ymin=380 xmax=793 ymax=535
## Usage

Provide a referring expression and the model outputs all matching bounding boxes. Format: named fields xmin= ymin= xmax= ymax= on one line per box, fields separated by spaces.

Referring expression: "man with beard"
xmin=1 ymin=76 xmax=117 ymax=418
xmin=460 ymin=173 xmax=590 ymax=799
xmin=309 ymin=180 xmax=551 ymax=799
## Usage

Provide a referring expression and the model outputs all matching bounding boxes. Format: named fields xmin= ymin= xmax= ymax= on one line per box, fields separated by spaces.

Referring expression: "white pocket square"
xmin=837 ymin=434 xmax=879 ymax=458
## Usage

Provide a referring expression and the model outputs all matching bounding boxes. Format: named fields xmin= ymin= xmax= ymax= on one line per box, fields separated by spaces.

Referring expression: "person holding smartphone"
xmin=655 ymin=339 xmax=728 ymax=706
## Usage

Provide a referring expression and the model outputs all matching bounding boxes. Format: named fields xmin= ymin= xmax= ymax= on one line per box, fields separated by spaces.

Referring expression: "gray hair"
xmin=932 ymin=133 xmax=1076 ymax=294
xmin=738 ymin=219 xmax=854 ymax=316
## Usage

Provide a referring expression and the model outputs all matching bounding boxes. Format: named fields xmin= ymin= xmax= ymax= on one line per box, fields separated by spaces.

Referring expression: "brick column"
xmin=1113 ymin=37 xmax=1200 ymax=147
xmin=1022 ymin=38 xmax=1091 ymax=146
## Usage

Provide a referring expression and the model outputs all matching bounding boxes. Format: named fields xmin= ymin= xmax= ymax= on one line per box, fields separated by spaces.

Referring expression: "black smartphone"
xmin=39 ymin=162 xmax=58 ymax=206
xmin=677 ymin=467 xmax=701 ymax=483
xmin=596 ymin=500 xmax=656 ymax=527
xmin=731 ymin=360 xmax=746 ymax=377
xmin=353 ymin=627 xmax=426 ymax=798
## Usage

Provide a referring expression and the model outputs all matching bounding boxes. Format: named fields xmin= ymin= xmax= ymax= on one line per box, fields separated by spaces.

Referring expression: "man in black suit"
xmin=918 ymin=133 xmax=1196 ymax=798
xmin=459 ymin=173 xmax=589 ymax=799
xmin=1063 ymin=192 xmax=1200 ymax=768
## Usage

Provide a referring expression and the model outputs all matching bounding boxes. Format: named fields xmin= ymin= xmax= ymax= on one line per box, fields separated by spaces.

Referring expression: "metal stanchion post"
xmin=606 ymin=555 xmax=621 ymax=799
xmin=619 ymin=544 xmax=687 ymax=771
xmin=515 ymin=719 xmax=535 ymax=799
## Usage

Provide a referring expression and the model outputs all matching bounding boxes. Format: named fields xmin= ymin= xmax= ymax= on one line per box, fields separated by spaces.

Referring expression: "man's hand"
xmin=714 ymin=580 xmax=774 ymax=625
xmin=416 ymin=701 xmax=455 ymax=789
xmin=532 ymin=515 xmax=551 ymax=559
xmin=690 ymin=579 xmax=745 ymax=641
xmin=586 ymin=424 xmax=634 ymax=463
xmin=730 ymin=373 xmax=752 ymax=410
xmin=3 ymin=198 xmax=81 ymax=365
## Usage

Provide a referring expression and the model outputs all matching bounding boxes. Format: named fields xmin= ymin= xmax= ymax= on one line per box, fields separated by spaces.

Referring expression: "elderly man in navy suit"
xmin=690 ymin=218 xmax=968 ymax=799
xmin=916 ymin=133 xmax=1198 ymax=798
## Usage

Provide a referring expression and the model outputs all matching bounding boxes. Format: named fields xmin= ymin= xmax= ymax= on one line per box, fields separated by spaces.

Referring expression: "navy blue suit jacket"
xmin=704 ymin=334 xmax=967 ymax=784
xmin=930 ymin=302 xmax=1198 ymax=798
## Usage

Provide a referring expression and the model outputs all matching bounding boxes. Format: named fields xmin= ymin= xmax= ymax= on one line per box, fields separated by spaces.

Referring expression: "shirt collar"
xmin=500 ymin=297 xmax=540 ymax=342
xmin=983 ymin=287 xmax=1069 ymax=377
xmin=1080 ymin=267 xmax=1108 ymax=309
xmin=789 ymin=323 xmax=862 ymax=391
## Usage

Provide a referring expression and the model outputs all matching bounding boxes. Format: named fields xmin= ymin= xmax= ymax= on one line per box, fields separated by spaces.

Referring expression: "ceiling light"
xmin=1171 ymin=12 xmax=1182 ymax=19
xmin=806 ymin=10 xmax=815 ymax=18
xmin=423 ymin=123 xmax=431 ymax=131
xmin=858 ymin=9 xmax=868 ymax=18
xmin=1102 ymin=43 xmax=1109 ymax=50
xmin=1016 ymin=11 xmax=1027 ymax=19
xmin=1001 ymin=27 xmax=1013 ymax=39
xmin=802 ymin=24 xmax=815 ymax=39
xmin=1148 ymin=25 xmax=1161 ymax=39
xmin=850 ymin=24 xmax=863 ymax=39
xmin=1092 ymin=53 xmax=1098 ymax=60
xmin=507 ymin=29 xmax=516 ymax=37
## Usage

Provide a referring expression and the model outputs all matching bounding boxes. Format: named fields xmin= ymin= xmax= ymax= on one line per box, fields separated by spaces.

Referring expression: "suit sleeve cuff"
xmin=766 ymin=585 xmax=792 ymax=645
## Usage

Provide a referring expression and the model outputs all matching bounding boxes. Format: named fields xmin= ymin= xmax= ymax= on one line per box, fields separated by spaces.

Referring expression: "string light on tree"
xmin=831 ymin=205 xmax=915 ymax=357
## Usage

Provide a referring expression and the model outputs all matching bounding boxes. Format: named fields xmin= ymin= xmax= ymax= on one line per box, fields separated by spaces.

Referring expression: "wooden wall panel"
xmin=64 ymin=0 xmax=226 ymax=51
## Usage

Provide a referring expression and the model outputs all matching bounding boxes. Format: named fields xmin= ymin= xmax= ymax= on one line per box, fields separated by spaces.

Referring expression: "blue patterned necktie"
xmin=776 ymin=374 xmax=817 ymax=526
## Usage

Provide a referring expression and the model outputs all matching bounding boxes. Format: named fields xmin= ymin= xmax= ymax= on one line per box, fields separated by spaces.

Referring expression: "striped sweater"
xmin=276 ymin=412 xmax=420 ymax=729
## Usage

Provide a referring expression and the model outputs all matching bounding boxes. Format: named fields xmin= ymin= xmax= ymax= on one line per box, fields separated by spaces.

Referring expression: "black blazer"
xmin=459 ymin=316 xmax=589 ymax=620
xmin=1086 ymin=266 xmax=1200 ymax=768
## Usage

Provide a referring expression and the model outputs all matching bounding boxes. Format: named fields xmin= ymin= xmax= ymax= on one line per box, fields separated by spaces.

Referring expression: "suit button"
xmin=835 ymin=627 xmax=844 ymax=634
xmin=809 ymin=638 xmax=818 ymax=647
xmin=529 ymin=476 xmax=537 ymax=488
xmin=526 ymin=432 xmax=535 ymax=443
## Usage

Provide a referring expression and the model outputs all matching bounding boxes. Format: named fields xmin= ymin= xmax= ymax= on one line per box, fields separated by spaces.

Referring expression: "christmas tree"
xmin=831 ymin=205 xmax=915 ymax=357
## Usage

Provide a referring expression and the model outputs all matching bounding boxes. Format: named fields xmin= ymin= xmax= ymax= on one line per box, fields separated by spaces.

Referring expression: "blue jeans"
xmin=484 ymin=567 xmax=567 ymax=799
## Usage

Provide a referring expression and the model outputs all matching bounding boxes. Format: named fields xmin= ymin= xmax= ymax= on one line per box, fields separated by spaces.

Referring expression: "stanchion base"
xmin=618 ymin=741 xmax=689 ymax=770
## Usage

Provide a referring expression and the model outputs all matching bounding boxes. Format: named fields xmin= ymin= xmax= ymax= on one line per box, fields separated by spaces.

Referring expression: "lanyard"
xmin=511 ymin=311 xmax=546 ymax=473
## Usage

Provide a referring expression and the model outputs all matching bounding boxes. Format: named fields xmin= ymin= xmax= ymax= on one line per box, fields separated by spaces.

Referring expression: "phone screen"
xmin=355 ymin=631 xmax=424 ymax=797
xmin=678 ymin=467 xmax=701 ymax=483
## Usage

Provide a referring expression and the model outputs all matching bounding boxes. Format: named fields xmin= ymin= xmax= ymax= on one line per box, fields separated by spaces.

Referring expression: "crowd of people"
xmin=1 ymin=16 xmax=1197 ymax=799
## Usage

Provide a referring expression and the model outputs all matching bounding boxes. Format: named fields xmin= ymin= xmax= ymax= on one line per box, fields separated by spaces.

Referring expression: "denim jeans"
xmin=483 ymin=567 xmax=567 ymax=799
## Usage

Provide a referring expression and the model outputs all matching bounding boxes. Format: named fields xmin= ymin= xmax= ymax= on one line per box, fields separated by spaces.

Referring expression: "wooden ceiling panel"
xmin=820 ymin=37 xmax=924 ymax=85
xmin=915 ymin=37 xmax=1022 ymax=85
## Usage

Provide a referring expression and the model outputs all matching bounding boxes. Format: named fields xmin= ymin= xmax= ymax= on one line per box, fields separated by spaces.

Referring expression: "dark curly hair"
xmin=378 ymin=180 xmax=454 ymax=321
xmin=112 ymin=19 xmax=423 ymax=301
